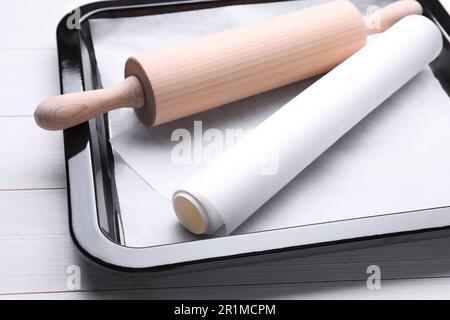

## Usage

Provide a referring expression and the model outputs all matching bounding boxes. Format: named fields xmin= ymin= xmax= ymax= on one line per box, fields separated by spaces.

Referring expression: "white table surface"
xmin=2 ymin=0 xmax=450 ymax=300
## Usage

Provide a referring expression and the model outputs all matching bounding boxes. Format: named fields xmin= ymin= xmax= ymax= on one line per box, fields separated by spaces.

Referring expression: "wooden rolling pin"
xmin=35 ymin=0 xmax=422 ymax=130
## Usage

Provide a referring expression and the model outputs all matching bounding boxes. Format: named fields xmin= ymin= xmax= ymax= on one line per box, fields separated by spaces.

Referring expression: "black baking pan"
xmin=59 ymin=0 xmax=450 ymax=272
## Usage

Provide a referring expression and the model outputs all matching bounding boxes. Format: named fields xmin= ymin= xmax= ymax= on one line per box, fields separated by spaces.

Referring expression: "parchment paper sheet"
xmin=90 ymin=0 xmax=450 ymax=246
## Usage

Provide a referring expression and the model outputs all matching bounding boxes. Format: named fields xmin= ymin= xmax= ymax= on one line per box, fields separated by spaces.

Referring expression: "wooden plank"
xmin=0 ymin=0 xmax=103 ymax=50
xmin=3 ymin=277 xmax=450 ymax=300
xmin=5 ymin=231 xmax=450 ymax=295
xmin=0 ymin=117 xmax=65 ymax=190
xmin=2 ymin=191 xmax=450 ymax=295
xmin=0 ymin=50 xmax=59 ymax=116
xmin=0 ymin=189 xmax=68 ymax=236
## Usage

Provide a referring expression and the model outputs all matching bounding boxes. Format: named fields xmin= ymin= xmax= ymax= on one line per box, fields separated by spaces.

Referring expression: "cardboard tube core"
xmin=173 ymin=191 xmax=224 ymax=234
xmin=173 ymin=193 xmax=207 ymax=234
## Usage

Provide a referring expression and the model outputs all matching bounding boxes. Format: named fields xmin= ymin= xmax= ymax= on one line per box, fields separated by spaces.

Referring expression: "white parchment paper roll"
xmin=173 ymin=15 xmax=443 ymax=235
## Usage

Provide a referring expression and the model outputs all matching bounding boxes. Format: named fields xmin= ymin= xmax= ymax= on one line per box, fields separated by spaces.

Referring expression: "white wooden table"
xmin=2 ymin=0 xmax=450 ymax=300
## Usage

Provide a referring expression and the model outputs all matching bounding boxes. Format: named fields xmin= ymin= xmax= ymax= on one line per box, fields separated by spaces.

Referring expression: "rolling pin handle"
xmin=363 ymin=0 xmax=423 ymax=35
xmin=34 ymin=76 xmax=145 ymax=131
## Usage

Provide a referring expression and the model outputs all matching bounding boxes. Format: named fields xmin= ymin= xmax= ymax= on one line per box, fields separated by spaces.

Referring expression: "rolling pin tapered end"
xmin=363 ymin=0 xmax=423 ymax=35
xmin=34 ymin=76 xmax=145 ymax=131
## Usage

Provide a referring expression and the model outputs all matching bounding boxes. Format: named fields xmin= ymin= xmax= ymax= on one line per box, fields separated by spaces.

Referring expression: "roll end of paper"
xmin=173 ymin=191 xmax=224 ymax=235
